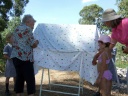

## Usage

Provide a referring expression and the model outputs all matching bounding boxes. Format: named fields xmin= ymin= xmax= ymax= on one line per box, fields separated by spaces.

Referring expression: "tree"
xmin=10 ymin=0 xmax=29 ymax=16
xmin=79 ymin=4 xmax=103 ymax=25
xmin=2 ymin=17 xmax=21 ymax=41
xmin=0 ymin=0 xmax=29 ymax=32
xmin=0 ymin=0 xmax=13 ymax=32
xmin=0 ymin=17 xmax=21 ymax=72
xmin=79 ymin=4 xmax=106 ymax=33
xmin=0 ymin=17 xmax=21 ymax=60
xmin=116 ymin=0 xmax=128 ymax=17
xmin=0 ymin=0 xmax=29 ymax=59
xmin=79 ymin=4 xmax=111 ymax=33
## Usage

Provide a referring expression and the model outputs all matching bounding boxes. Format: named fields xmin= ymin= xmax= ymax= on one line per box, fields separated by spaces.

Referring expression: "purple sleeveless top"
xmin=97 ymin=52 xmax=110 ymax=64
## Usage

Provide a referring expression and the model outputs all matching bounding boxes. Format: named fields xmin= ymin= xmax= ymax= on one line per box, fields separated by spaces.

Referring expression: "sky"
xmin=22 ymin=0 xmax=118 ymax=29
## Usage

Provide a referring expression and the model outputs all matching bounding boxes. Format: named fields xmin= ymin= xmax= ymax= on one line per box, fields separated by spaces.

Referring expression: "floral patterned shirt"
xmin=11 ymin=23 xmax=36 ymax=62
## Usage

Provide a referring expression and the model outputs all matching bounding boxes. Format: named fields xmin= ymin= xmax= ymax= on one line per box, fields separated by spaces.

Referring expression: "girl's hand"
xmin=92 ymin=58 xmax=97 ymax=65
xmin=95 ymin=77 xmax=101 ymax=85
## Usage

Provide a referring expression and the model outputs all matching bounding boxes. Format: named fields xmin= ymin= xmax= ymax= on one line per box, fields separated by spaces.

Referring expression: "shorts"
xmin=102 ymin=70 xmax=112 ymax=80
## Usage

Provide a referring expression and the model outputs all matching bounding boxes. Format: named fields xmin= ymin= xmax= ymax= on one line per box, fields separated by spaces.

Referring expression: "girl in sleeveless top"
xmin=95 ymin=35 xmax=112 ymax=96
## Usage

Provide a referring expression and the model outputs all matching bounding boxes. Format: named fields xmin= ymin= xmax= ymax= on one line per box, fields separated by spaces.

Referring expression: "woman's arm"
xmin=109 ymin=38 xmax=117 ymax=50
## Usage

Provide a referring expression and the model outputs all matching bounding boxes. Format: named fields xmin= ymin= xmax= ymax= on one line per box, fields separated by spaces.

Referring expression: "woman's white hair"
xmin=22 ymin=14 xmax=35 ymax=23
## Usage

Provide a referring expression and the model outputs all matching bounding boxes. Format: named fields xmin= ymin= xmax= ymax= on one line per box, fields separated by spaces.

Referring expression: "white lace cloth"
xmin=33 ymin=23 xmax=99 ymax=84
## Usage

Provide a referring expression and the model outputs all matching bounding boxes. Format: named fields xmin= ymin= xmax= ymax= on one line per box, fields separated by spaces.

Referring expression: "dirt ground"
xmin=0 ymin=69 xmax=128 ymax=96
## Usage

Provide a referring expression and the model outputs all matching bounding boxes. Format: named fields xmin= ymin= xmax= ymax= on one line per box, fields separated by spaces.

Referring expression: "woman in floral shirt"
xmin=11 ymin=14 xmax=39 ymax=96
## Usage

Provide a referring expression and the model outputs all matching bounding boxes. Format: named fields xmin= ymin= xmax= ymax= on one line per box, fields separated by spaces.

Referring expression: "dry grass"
xmin=0 ymin=69 xmax=128 ymax=96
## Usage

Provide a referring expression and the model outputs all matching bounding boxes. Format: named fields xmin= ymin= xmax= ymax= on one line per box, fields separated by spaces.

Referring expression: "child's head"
xmin=98 ymin=35 xmax=111 ymax=48
xmin=6 ymin=32 xmax=13 ymax=43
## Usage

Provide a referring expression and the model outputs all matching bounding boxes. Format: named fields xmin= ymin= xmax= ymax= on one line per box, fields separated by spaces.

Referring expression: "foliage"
xmin=0 ymin=0 xmax=28 ymax=72
xmin=2 ymin=17 xmax=21 ymax=41
xmin=0 ymin=0 xmax=13 ymax=32
xmin=0 ymin=0 xmax=29 ymax=53
xmin=79 ymin=4 xmax=103 ymax=25
xmin=0 ymin=17 xmax=21 ymax=60
xmin=116 ymin=0 xmax=128 ymax=17
xmin=0 ymin=0 xmax=29 ymax=61
xmin=0 ymin=17 xmax=21 ymax=71
xmin=0 ymin=59 xmax=5 ymax=73
xmin=10 ymin=0 xmax=29 ymax=16
xmin=115 ymin=43 xmax=128 ymax=68
xmin=0 ymin=0 xmax=29 ymax=32
xmin=79 ymin=4 xmax=110 ymax=33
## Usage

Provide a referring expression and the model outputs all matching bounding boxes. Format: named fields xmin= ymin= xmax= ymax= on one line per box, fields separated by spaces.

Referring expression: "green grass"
xmin=115 ymin=60 xmax=128 ymax=68
xmin=0 ymin=59 xmax=5 ymax=73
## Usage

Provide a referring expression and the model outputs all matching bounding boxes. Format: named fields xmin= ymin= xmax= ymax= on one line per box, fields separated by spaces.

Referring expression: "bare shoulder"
xmin=102 ymin=49 xmax=111 ymax=58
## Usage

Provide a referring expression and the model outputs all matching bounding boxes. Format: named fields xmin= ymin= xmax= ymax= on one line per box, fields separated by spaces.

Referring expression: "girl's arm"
xmin=93 ymin=38 xmax=116 ymax=65
xmin=99 ymin=54 xmax=107 ymax=77
xmin=92 ymin=49 xmax=103 ymax=65
xmin=3 ymin=54 xmax=11 ymax=60
xmin=92 ymin=52 xmax=100 ymax=65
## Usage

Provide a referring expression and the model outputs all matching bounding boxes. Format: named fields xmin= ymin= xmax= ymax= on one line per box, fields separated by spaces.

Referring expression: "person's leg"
xmin=107 ymin=80 xmax=112 ymax=96
xmin=100 ymin=70 xmax=112 ymax=96
xmin=13 ymin=77 xmax=16 ymax=92
xmin=13 ymin=77 xmax=16 ymax=85
xmin=28 ymin=94 xmax=34 ymax=96
xmin=100 ymin=78 xmax=107 ymax=96
xmin=5 ymin=77 xmax=10 ymax=92
xmin=23 ymin=61 xmax=35 ymax=95
xmin=12 ymin=58 xmax=24 ymax=95
xmin=5 ymin=77 xmax=11 ymax=96
xmin=5 ymin=77 xmax=11 ymax=95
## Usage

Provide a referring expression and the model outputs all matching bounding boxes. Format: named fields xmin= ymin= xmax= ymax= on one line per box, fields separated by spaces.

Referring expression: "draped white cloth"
xmin=33 ymin=23 xmax=99 ymax=84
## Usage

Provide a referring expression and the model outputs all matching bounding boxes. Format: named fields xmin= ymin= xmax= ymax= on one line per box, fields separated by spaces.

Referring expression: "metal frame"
xmin=39 ymin=68 xmax=83 ymax=96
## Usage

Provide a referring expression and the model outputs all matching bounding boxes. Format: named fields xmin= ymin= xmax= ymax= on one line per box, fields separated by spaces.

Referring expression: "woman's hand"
xmin=123 ymin=46 xmax=128 ymax=54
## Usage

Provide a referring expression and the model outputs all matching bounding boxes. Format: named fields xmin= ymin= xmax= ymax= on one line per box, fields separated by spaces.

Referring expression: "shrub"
xmin=0 ymin=59 xmax=5 ymax=73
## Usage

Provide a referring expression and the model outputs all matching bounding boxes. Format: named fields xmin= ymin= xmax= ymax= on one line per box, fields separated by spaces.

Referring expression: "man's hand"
xmin=32 ymin=40 xmax=39 ymax=48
